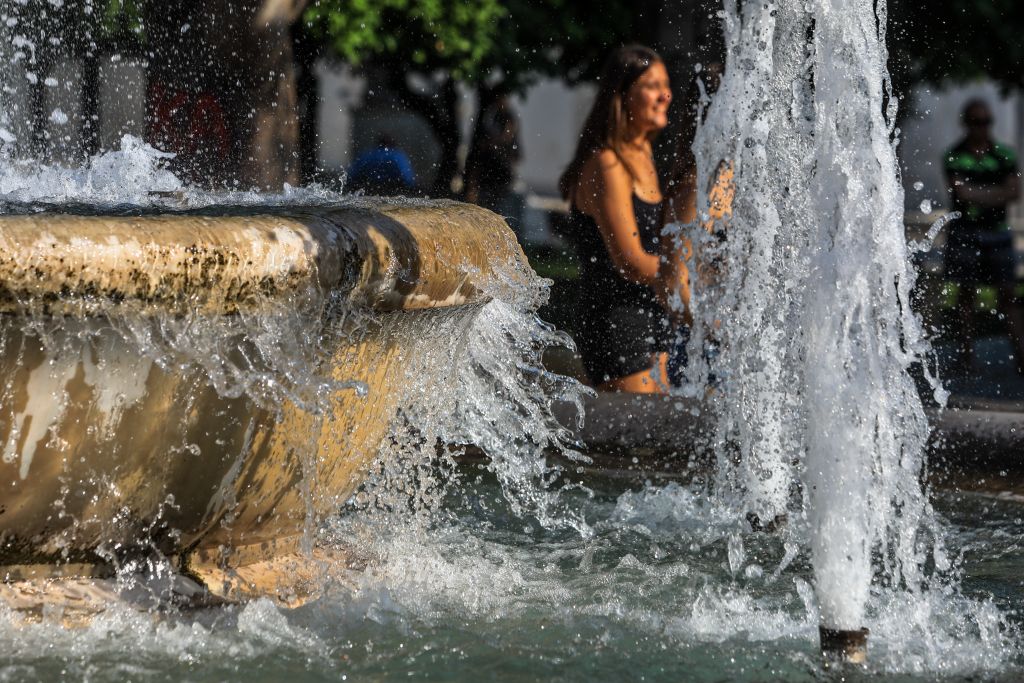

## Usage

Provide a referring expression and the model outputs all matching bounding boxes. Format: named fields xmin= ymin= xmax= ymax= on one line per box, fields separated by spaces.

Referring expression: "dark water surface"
xmin=3 ymin=467 xmax=1022 ymax=682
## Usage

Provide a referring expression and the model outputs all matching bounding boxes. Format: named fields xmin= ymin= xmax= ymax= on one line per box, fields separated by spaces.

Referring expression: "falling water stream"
xmin=682 ymin=0 xmax=942 ymax=635
xmin=1 ymin=0 xmax=1024 ymax=680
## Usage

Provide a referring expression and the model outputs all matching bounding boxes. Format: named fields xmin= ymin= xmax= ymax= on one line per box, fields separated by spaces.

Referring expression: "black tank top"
xmin=568 ymin=194 xmax=663 ymax=309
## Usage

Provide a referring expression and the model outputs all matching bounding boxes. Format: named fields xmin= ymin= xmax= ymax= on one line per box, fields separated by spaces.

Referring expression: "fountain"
xmin=0 ymin=194 xmax=557 ymax=606
xmin=0 ymin=1 xmax=587 ymax=613
xmin=675 ymin=0 xmax=945 ymax=663
xmin=1 ymin=0 xmax=1023 ymax=680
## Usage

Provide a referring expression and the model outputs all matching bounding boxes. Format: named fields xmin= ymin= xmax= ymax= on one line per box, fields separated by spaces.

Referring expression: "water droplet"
xmin=913 ymin=181 xmax=924 ymax=191
xmin=919 ymin=199 xmax=933 ymax=213
xmin=727 ymin=532 xmax=745 ymax=574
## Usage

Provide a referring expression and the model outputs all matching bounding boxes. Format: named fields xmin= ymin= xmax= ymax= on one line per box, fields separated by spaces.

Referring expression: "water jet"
xmin=678 ymin=0 xmax=939 ymax=665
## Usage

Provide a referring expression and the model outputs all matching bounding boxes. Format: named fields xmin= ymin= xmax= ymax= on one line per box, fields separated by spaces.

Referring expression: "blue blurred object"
xmin=347 ymin=136 xmax=416 ymax=196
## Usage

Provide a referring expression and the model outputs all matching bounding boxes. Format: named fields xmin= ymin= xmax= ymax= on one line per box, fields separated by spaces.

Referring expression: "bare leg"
xmin=998 ymin=284 xmax=1024 ymax=374
xmin=955 ymin=283 xmax=976 ymax=375
xmin=600 ymin=353 xmax=669 ymax=394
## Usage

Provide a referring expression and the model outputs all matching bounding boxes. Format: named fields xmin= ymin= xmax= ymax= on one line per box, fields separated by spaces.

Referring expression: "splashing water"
xmin=0 ymin=0 xmax=588 ymax=587
xmin=0 ymin=133 xmax=367 ymax=210
xmin=5 ymin=475 xmax=1019 ymax=681
xmin=679 ymin=0 xmax=945 ymax=631
xmin=0 ymin=135 xmax=182 ymax=205
xmin=0 ymin=141 xmax=588 ymax=553
xmin=1 ymin=1 xmax=1023 ymax=680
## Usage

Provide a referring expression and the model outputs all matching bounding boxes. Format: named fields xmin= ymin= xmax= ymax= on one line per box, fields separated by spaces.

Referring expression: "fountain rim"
xmin=0 ymin=201 xmax=527 ymax=316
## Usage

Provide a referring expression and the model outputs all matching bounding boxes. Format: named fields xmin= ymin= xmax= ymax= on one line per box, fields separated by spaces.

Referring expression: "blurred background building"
xmin=3 ymin=0 xmax=1024 ymax=395
xmin=5 ymin=1 xmax=1021 ymax=224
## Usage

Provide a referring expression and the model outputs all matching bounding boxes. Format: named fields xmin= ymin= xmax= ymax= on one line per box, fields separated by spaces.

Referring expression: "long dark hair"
xmin=558 ymin=44 xmax=664 ymax=201
xmin=663 ymin=61 xmax=724 ymax=215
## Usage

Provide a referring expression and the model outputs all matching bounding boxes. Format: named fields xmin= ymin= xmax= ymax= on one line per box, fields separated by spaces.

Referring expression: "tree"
xmin=141 ymin=0 xmax=309 ymax=189
xmin=8 ymin=0 xmax=307 ymax=190
xmin=304 ymin=0 xmax=639 ymax=196
xmin=2 ymin=0 xmax=140 ymax=158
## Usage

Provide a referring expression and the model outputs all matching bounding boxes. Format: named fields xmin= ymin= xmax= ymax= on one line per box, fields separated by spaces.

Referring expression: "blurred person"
xmin=943 ymin=99 xmax=1024 ymax=373
xmin=464 ymin=94 xmax=522 ymax=231
xmin=347 ymin=135 xmax=417 ymax=196
xmin=559 ymin=45 xmax=673 ymax=393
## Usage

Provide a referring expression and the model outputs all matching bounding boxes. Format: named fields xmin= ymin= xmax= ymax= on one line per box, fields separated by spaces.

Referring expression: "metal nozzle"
xmin=819 ymin=626 xmax=869 ymax=665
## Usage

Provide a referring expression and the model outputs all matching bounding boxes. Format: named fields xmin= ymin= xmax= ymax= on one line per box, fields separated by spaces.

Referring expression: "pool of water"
xmin=3 ymin=466 xmax=1022 ymax=682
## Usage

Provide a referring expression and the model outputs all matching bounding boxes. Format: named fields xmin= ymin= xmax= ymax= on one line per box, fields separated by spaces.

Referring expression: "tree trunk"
xmin=297 ymin=67 xmax=319 ymax=184
xmin=294 ymin=25 xmax=321 ymax=184
xmin=463 ymin=84 xmax=502 ymax=202
xmin=430 ymin=79 xmax=461 ymax=198
xmin=80 ymin=51 xmax=101 ymax=159
xmin=29 ymin=66 xmax=48 ymax=158
xmin=240 ymin=0 xmax=309 ymax=189
xmin=143 ymin=0 xmax=307 ymax=190
xmin=241 ymin=18 xmax=302 ymax=190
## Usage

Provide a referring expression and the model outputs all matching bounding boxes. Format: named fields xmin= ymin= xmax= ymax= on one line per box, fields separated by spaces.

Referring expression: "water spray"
xmin=687 ymin=0 xmax=940 ymax=668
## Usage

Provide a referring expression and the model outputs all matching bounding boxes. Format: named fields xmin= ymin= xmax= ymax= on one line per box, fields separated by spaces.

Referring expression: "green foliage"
xmin=100 ymin=0 xmax=146 ymax=43
xmin=10 ymin=0 xmax=146 ymax=62
xmin=304 ymin=0 xmax=636 ymax=91
xmin=304 ymin=0 xmax=507 ymax=81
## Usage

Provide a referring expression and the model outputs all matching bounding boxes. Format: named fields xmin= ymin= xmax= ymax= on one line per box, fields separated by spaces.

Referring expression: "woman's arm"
xmin=587 ymin=149 xmax=662 ymax=288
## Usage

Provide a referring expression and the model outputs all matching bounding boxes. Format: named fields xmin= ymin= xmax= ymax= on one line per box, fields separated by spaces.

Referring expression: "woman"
xmin=559 ymin=45 xmax=673 ymax=393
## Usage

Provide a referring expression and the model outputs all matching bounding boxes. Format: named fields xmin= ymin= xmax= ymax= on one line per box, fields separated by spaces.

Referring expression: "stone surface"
xmin=0 ymin=201 xmax=526 ymax=315
xmin=558 ymin=392 xmax=1024 ymax=482
xmin=0 ymin=201 xmax=524 ymax=585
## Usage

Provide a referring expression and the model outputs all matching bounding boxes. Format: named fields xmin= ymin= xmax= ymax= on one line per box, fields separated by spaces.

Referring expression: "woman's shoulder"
xmin=581 ymin=147 xmax=631 ymax=183
xmin=574 ymin=147 xmax=631 ymax=210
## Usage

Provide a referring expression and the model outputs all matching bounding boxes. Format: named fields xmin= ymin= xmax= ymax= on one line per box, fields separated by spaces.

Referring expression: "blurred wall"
xmin=513 ymin=79 xmax=596 ymax=197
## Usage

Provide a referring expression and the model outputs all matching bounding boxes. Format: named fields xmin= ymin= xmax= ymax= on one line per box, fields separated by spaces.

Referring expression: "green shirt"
xmin=944 ymin=140 xmax=1018 ymax=232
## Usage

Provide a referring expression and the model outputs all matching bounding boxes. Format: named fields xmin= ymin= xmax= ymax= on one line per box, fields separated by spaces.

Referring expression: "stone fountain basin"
xmin=0 ymin=201 xmax=525 ymax=600
xmin=555 ymin=392 xmax=1024 ymax=495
